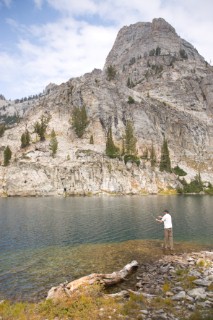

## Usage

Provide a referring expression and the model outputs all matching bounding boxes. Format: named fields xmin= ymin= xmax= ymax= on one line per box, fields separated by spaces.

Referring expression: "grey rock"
xmin=188 ymin=270 xmax=201 ymax=277
xmin=187 ymin=287 xmax=206 ymax=299
xmin=172 ymin=291 xmax=186 ymax=300
xmin=185 ymin=295 xmax=194 ymax=302
xmin=196 ymin=300 xmax=212 ymax=308
xmin=155 ymin=309 xmax=165 ymax=314
xmin=187 ymin=304 xmax=196 ymax=311
xmin=140 ymin=310 xmax=149 ymax=315
xmin=193 ymin=279 xmax=212 ymax=286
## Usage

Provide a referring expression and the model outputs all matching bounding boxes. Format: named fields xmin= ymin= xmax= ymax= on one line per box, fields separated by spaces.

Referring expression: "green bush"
xmin=149 ymin=49 xmax=155 ymax=56
xmin=173 ymin=165 xmax=187 ymax=176
xmin=159 ymin=138 xmax=171 ymax=173
xmin=124 ymin=154 xmax=140 ymax=166
xmin=71 ymin=105 xmax=89 ymax=138
xmin=204 ymin=182 xmax=213 ymax=195
xmin=178 ymin=175 xmax=203 ymax=194
xmin=89 ymin=135 xmax=94 ymax=144
xmin=4 ymin=145 xmax=12 ymax=166
xmin=34 ymin=116 xmax=49 ymax=141
xmin=127 ymin=78 xmax=135 ymax=88
xmin=21 ymin=129 xmax=30 ymax=148
xmin=124 ymin=121 xmax=137 ymax=155
xmin=49 ymin=129 xmax=58 ymax=157
xmin=179 ymin=49 xmax=188 ymax=59
xmin=106 ymin=126 xmax=120 ymax=158
xmin=106 ymin=65 xmax=116 ymax=81
xmin=0 ymin=123 xmax=5 ymax=137
xmin=127 ymin=96 xmax=135 ymax=104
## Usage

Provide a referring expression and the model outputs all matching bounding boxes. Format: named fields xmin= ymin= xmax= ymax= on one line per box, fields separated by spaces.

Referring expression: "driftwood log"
xmin=47 ymin=260 xmax=138 ymax=301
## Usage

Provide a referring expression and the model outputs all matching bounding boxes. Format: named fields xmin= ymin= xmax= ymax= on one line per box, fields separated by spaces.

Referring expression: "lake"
xmin=0 ymin=195 xmax=212 ymax=301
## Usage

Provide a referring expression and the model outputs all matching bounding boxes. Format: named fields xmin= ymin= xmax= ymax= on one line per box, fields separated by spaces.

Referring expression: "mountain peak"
xmin=104 ymin=18 xmax=205 ymax=71
xmin=151 ymin=17 xmax=176 ymax=34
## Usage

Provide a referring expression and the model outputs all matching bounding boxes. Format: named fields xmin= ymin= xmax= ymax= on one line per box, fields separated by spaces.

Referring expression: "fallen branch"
xmin=47 ymin=260 xmax=138 ymax=301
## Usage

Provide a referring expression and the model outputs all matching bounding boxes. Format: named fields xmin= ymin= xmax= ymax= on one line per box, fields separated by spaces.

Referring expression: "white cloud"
xmin=1 ymin=17 xmax=116 ymax=98
xmin=47 ymin=0 xmax=98 ymax=15
xmin=0 ymin=0 xmax=12 ymax=7
xmin=33 ymin=0 xmax=43 ymax=9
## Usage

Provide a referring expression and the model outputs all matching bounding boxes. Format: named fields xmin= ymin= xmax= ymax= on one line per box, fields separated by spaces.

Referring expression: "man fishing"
xmin=156 ymin=209 xmax=174 ymax=253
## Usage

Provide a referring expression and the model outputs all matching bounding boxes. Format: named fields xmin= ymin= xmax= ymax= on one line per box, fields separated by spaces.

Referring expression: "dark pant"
xmin=164 ymin=228 xmax=173 ymax=250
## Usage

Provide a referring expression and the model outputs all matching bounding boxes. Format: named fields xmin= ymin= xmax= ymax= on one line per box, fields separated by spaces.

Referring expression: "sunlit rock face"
xmin=0 ymin=18 xmax=213 ymax=196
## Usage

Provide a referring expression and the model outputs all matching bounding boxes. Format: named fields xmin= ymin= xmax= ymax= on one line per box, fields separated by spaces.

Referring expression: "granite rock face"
xmin=0 ymin=18 xmax=213 ymax=196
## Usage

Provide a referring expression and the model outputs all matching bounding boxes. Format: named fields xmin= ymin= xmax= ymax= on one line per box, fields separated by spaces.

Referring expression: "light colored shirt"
xmin=161 ymin=213 xmax=172 ymax=229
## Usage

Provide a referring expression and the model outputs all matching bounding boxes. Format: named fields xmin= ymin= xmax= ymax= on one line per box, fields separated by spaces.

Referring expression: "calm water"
xmin=0 ymin=195 xmax=212 ymax=301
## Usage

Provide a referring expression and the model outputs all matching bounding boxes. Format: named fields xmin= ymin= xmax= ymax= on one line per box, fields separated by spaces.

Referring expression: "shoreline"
xmin=0 ymin=240 xmax=212 ymax=303
xmin=0 ymin=249 xmax=212 ymax=320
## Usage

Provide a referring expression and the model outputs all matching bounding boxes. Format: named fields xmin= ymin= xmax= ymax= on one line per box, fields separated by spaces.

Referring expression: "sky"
xmin=0 ymin=0 xmax=213 ymax=100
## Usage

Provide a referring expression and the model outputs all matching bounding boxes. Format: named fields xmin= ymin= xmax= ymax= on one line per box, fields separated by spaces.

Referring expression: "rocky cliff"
xmin=0 ymin=18 xmax=213 ymax=196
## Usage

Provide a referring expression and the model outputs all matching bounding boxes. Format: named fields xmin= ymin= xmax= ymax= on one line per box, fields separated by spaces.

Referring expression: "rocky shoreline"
xmin=0 ymin=250 xmax=212 ymax=319
xmin=115 ymin=251 xmax=213 ymax=319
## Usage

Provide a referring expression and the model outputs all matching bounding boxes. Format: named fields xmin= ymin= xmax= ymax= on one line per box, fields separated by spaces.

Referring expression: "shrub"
xmin=4 ymin=145 xmax=12 ymax=166
xmin=129 ymin=57 xmax=136 ymax=65
xmin=34 ymin=116 xmax=49 ymax=141
xmin=49 ymin=129 xmax=58 ymax=157
xmin=127 ymin=96 xmax=135 ymax=104
xmin=149 ymin=49 xmax=155 ymax=56
xmin=179 ymin=49 xmax=188 ymax=59
xmin=89 ymin=135 xmax=94 ymax=144
xmin=106 ymin=126 xmax=120 ymax=158
xmin=106 ymin=65 xmax=116 ymax=81
xmin=21 ymin=129 xmax=30 ymax=148
xmin=178 ymin=175 xmax=203 ymax=194
xmin=156 ymin=46 xmax=161 ymax=56
xmin=127 ymin=78 xmax=135 ymax=88
xmin=150 ymin=144 xmax=156 ymax=167
xmin=173 ymin=165 xmax=187 ymax=176
xmin=0 ymin=123 xmax=5 ymax=137
xmin=71 ymin=105 xmax=89 ymax=138
xmin=204 ymin=183 xmax=213 ymax=195
xmin=124 ymin=154 xmax=140 ymax=166
xmin=124 ymin=120 xmax=137 ymax=155
xmin=159 ymin=138 xmax=171 ymax=173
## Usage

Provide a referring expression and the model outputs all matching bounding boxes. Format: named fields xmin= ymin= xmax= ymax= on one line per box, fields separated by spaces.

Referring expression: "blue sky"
xmin=0 ymin=0 xmax=213 ymax=100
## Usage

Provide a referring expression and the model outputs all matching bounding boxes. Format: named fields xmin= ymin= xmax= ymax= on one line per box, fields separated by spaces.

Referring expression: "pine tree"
xmin=34 ymin=116 xmax=48 ymax=141
xmin=89 ymin=135 xmax=94 ymax=144
xmin=21 ymin=129 xmax=30 ymax=148
xmin=106 ymin=126 xmax=119 ymax=158
xmin=49 ymin=129 xmax=58 ymax=157
xmin=156 ymin=46 xmax=161 ymax=56
xmin=0 ymin=124 xmax=5 ymax=137
xmin=159 ymin=138 xmax=171 ymax=172
xmin=150 ymin=144 xmax=156 ymax=167
xmin=106 ymin=65 xmax=116 ymax=81
xmin=125 ymin=120 xmax=137 ymax=155
xmin=71 ymin=105 xmax=89 ymax=138
xmin=4 ymin=145 xmax=12 ymax=166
